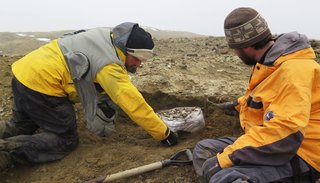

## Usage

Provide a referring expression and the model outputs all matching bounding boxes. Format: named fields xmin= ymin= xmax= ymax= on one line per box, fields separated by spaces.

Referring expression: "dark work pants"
xmin=193 ymin=137 xmax=320 ymax=183
xmin=0 ymin=77 xmax=78 ymax=164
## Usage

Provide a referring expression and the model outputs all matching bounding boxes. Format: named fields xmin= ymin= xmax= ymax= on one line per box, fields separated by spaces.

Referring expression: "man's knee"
xmin=194 ymin=139 xmax=213 ymax=160
xmin=193 ymin=139 xmax=218 ymax=176
xmin=193 ymin=138 xmax=226 ymax=159
xmin=193 ymin=137 xmax=236 ymax=178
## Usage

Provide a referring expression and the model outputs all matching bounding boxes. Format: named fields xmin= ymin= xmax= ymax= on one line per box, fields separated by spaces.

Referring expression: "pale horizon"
xmin=1 ymin=0 xmax=319 ymax=39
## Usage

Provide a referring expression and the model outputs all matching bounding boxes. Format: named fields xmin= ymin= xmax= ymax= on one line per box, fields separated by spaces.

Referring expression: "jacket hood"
xmin=112 ymin=22 xmax=137 ymax=54
xmin=264 ymin=32 xmax=312 ymax=66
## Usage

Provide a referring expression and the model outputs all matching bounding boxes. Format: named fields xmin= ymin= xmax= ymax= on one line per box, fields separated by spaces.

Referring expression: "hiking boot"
xmin=0 ymin=151 xmax=12 ymax=173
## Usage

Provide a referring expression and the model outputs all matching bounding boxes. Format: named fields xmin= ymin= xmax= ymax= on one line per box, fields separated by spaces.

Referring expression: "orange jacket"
xmin=217 ymin=32 xmax=320 ymax=172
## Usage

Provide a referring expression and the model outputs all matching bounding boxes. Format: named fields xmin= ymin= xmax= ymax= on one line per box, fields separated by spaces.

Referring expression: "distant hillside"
xmin=0 ymin=27 xmax=204 ymax=56
xmin=142 ymin=26 xmax=206 ymax=39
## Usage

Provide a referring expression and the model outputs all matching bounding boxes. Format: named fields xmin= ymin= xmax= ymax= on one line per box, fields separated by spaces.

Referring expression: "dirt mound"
xmin=0 ymin=36 xmax=319 ymax=183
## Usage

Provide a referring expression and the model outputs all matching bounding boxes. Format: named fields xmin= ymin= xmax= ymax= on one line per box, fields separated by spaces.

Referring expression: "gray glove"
xmin=214 ymin=100 xmax=239 ymax=116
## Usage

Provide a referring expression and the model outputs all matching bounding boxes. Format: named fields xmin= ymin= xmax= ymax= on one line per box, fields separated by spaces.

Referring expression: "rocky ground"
xmin=0 ymin=36 xmax=319 ymax=183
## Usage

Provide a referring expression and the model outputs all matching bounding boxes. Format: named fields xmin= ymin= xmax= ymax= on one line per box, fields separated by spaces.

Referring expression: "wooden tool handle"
xmin=103 ymin=161 xmax=163 ymax=182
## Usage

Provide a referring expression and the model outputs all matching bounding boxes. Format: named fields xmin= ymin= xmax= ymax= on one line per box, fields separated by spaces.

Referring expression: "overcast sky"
xmin=1 ymin=0 xmax=319 ymax=39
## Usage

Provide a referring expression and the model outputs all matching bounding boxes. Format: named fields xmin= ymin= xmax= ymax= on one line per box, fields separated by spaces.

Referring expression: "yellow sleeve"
xmin=96 ymin=64 xmax=169 ymax=141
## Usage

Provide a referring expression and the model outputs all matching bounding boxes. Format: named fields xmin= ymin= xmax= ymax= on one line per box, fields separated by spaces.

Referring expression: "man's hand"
xmin=161 ymin=130 xmax=178 ymax=147
xmin=214 ymin=100 xmax=239 ymax=116
xmin=214 ymin=101 xmax=236 ymax=110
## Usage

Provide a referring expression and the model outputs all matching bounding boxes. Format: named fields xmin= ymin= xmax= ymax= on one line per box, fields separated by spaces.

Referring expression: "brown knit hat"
xmin=224 ymin=7 xmax=271 ymax=49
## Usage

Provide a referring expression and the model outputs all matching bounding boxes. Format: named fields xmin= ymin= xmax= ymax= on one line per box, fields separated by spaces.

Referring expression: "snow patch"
xmin=16 ymin=33 xmax=27 ymax=37
xmin=16 ymin=33 xmax=35 ymax=38
xmin=141 ymin=26 xmax=159 ymax=31
xmin=37 ymin=38 xmax=51 ymax=42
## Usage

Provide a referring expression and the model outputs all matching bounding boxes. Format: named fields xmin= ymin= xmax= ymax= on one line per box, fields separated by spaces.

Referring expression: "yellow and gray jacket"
xmin=12 ymin=23 xmax=169 ymax=141
xmin=217 ymin=32 xmax=320 ymax=172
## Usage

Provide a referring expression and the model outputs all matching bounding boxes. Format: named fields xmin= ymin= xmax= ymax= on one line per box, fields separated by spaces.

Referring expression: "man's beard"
xmin=125 ymin=65 xmax=137 ymax=73
xmin=238 ymin=49 xmax=256 ymax=66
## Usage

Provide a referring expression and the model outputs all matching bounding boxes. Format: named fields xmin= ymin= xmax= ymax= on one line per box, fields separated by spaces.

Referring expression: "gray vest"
xmin=58 ymin=28 xmax=124 ymax=122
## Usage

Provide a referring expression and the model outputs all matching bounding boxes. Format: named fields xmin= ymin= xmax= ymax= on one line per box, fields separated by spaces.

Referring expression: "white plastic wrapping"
xmin=157 ymin=107 xmax=205 ymax=133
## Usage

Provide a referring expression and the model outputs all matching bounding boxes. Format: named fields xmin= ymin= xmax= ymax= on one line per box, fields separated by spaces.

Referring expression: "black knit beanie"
xmin=224 ymin=7 xmax=271 ymax=49
xmin=126 ymin=25 xmax=154 ymax=49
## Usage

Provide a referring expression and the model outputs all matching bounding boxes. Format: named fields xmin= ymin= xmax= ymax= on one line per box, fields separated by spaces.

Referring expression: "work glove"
xmin=201 ymin=156 xmax=222 ymax=182
xmin=161 ymin=129 xmax=178 ymax=147
xmin=214 ymin=99 xmax=239 ymax=116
